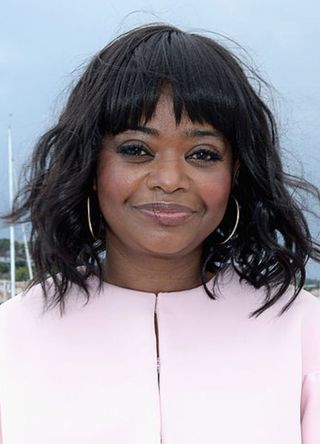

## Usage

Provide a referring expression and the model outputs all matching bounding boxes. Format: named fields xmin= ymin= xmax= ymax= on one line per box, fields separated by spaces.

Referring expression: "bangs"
xmin=96 ymin=26 xmax=247 ymax=142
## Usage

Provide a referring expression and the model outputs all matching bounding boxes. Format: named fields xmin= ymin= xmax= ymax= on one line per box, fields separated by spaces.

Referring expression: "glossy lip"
xmin=133 ymin=202 xmax=197 ymax=226
xmin=133 ymin=202 xmax=196 ymax=213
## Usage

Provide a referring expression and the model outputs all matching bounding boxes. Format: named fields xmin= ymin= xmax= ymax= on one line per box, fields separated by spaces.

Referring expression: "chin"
xmin=139 ymin=241 xmax=199 ymax=257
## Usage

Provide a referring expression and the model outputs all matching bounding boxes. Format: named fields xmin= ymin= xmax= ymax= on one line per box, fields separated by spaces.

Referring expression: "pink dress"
xmin=0 ymin=269 xmax=319 ymax=443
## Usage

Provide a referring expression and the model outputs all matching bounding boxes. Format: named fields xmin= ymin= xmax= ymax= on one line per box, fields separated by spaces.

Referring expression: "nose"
xmin=146 ymin=157 xmax=190 ymax=193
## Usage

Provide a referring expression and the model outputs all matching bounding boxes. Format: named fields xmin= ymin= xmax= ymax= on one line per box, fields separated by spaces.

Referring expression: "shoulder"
xmin=289 ymin=286 xmax=320 ymax=325
xmin=217 ymin=268 xmax=320 ymax=319
xmin=0 ymin=284 xmax=46 ymax=363
xmin=221 ymin=270 xmax=320 ymax=370
xmin=0 ymin=275 xmax=99 ymax=324
xmin=231 ymin=267 xmax=320 ymax=309
xmin=295 ymin=289 xmax=320 ymax=371
xmin=297 ymin=286 xmax=320 ymax=306
xmin=0 ymin=282 xmax=47 ymax=327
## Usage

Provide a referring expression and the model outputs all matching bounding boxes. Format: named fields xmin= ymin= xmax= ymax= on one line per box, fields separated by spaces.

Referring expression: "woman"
xmin=0 ymin=23 xmax=319 ymax=444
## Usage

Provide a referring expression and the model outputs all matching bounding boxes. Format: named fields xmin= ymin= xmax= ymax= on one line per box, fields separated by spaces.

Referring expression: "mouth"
xmin=133 ymin=202 xmax=197 ymax=226
xmin=134 ymin=202 xmax=196 ymax=212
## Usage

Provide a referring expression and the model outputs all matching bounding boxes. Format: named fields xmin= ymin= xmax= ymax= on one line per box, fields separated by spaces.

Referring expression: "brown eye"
xmin=116 ymin=143 xmax=152 ymax=157
xmin=187 ymin=148 xmax=222 ymax=162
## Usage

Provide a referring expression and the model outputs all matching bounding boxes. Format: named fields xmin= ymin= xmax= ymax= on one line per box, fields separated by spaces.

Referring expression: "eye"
xmin=116 ymin=143 xmax=152 ymax=159
xmin=187 ymin=148 xmax=222 ymax=163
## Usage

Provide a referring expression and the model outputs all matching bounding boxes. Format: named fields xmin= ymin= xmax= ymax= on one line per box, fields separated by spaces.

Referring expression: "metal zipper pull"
xmin=154 ymin=295 xmax=161 ymax=376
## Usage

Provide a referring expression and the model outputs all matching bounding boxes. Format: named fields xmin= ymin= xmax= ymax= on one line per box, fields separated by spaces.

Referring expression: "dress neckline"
xmin=88 ymin=271 xmax=216 ymax=296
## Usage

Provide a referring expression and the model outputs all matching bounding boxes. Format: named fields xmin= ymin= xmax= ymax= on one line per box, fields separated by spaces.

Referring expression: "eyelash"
xmin=117 ymin=144 xmax=149 ymax=157
xmin=116 ymin=143 xmax=222 ymax=163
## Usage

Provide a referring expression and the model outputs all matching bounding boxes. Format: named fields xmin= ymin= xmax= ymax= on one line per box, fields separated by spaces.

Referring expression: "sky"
xmin=0 ymin=0 xmax=319 ymax=275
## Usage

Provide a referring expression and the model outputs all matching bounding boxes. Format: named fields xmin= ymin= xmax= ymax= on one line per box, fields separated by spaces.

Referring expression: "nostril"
xmin=146 ymin=162 xmax=190 ymax=193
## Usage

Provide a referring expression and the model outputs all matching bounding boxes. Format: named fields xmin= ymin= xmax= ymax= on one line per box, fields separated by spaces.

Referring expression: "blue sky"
xmin=0 ymin=0 xmax=319 ymax=275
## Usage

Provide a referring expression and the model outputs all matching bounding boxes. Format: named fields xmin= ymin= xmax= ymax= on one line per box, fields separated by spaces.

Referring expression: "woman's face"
xmin=96 ymin=94 xmax=235 ymax=258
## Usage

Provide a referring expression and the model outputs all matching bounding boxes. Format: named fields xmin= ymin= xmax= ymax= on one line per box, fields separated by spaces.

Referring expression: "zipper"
xmin=154 ymin=294 xmax=161 ymax=384
xmin=154 ymin=294 xmax=162 ymax=443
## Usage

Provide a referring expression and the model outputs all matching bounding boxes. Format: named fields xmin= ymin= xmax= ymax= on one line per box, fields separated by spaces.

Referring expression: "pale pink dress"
xmin=0 ymin=269 xmax=319 ymax=443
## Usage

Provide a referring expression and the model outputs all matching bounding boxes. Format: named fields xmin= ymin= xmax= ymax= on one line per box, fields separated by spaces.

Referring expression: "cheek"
xmin=198 ymin=172 xmax=232 ymax=212
xmin=96 ymin=161 xmax=140 ymax=210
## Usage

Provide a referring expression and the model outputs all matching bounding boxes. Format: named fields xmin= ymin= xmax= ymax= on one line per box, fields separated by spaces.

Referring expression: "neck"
xmin=101 ymin=243 xmax=212 ymax=294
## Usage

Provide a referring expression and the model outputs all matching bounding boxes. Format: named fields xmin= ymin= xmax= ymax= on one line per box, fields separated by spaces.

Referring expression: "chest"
xmin=0 ymin=294 xmax=303 ymax=443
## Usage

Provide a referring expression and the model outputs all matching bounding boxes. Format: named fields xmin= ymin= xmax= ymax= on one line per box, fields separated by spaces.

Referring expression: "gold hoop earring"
xmin=87 ymin=196 xmax=97 ymax=240
xmin=217 ymin=196 xmax=240 ymax=245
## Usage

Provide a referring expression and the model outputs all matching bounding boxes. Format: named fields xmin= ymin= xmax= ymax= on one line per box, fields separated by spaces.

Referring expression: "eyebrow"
xmin=184 ymin=129 xmax=224 ymax=138
xmin=126 ymin=126 xmax=224 ymax=139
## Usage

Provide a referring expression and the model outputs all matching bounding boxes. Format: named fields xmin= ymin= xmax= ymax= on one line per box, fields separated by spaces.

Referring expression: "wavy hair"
xmin=3 ymin=23 xmax=320 ymax=317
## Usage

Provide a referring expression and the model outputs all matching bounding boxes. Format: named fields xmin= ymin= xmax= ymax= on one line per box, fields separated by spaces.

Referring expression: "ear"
xmin=93 ymin=178 xmax=97 ymax=191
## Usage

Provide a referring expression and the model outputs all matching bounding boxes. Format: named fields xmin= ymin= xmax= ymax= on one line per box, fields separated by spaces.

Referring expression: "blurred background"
xmin=0 ymin=0 xmax=319 ymax=278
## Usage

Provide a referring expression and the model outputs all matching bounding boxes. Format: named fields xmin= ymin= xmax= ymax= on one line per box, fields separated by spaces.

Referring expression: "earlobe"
xmin=93 ymin=179 xmax=97 ymax=191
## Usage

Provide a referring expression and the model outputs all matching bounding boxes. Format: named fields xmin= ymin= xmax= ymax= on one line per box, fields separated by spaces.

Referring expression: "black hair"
xmin=3 ymin=23 xmax=320 ymax=317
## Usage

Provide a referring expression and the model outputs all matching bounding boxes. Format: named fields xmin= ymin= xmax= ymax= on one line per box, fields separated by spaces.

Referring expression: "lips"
xmin=134 ymin=202 xmax=196 ymax=213
xmin=133 ymin=202 xmax=197 ymax=226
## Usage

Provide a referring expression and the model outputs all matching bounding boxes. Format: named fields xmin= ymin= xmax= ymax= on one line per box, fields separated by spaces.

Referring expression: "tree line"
xmin=0 ymin=238 xmax=31 ymax=281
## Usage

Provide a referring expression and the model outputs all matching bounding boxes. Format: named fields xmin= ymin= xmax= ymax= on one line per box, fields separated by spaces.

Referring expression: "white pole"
xmin=22 ymin=227 xmax=33 ymax=280
xmin=12 ymin=166 xmax=33 ymax=280
xmin=8 ymin=124 xmax=15 ymax=297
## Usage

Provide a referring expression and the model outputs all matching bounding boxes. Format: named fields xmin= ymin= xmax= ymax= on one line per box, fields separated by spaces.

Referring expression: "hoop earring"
xmin=87 ymin=196 xmax=97 ymax=240
xmin=217 ymin=196 xmax=240 ymax=245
